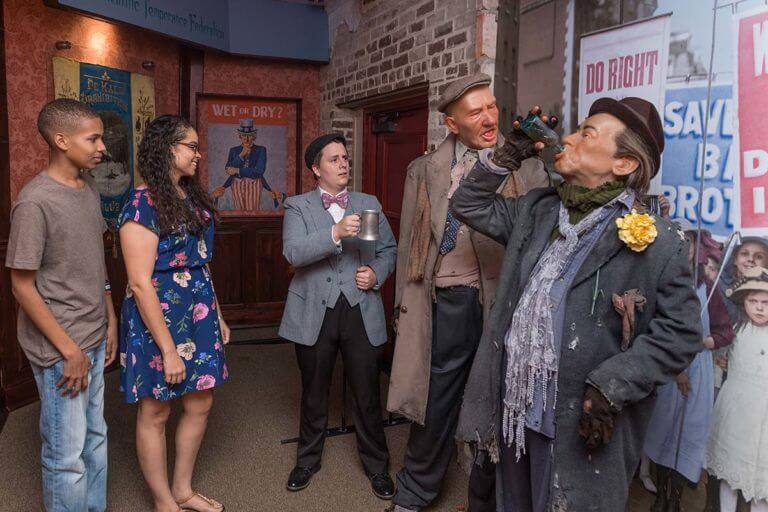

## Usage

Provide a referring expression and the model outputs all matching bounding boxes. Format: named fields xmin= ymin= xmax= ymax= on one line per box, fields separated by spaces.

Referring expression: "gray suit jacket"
xmin=279 ymin=189 xmax=397 ymax=346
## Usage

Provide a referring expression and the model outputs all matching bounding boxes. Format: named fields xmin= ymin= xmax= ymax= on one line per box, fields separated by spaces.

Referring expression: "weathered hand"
xmin=225 ymin=166 xmax=239 ymax=176
xmin=356 ymin=266 xmax=377 ymax=290
xmin=239 ymin=147 xmax=251 ymax=159
xmin=579 ymin=385 xmax=618 ymax=451
xmin=332 ymin=214 xmax=361 ymax=240
xmin=491 ymin=106 xmax=558 ymax=170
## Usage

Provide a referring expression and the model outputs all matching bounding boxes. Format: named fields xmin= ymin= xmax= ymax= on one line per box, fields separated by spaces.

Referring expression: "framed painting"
xmin=197 ymin=94 xmax=301 ymax=217
xmin=53 ymin=56 xmax=155 ymax=230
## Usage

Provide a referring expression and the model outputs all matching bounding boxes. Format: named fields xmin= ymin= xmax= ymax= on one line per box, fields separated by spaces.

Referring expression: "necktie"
xmin=439 ymin=150 xmax=478 ymax=255
xmin=321 ymin=191 xmax=349 ymax=209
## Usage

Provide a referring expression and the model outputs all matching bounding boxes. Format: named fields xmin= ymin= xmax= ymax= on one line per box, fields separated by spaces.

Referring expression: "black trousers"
xmin=500 ymin=428 xmax=553 ymax=512
xmin=294 ymin=295 xmax=389 ymax=475
xmin=394 ymin=286 xmax=484 ymax=510
xmin=469 ymin=450 xmax=498 ymax=512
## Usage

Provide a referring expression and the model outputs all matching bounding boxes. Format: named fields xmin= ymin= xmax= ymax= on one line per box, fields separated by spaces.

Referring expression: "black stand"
xmin=280 ymin=368 xmax=410 ymax=445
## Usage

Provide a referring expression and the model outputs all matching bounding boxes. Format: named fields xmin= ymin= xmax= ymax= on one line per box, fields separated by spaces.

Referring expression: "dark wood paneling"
xmin=211 ymin=230 xmax=244 ymax=304
xmin=209 ymin=216 xmax=290 ymax=327
xmin=180 ymin=46 xmax=204 ymax=123
xmin=0 ymin=0 xmax=31 ymax=413
xmin=0 ymin=242 xmax=37 ymax=411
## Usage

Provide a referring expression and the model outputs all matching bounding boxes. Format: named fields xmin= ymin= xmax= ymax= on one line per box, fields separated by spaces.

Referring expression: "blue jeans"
xmin=31 ymin=341 xmax=108 ymax=512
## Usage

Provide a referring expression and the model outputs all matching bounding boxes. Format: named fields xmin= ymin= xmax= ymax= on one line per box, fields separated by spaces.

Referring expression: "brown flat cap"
xmin=589 ymin=97 xmax=664 ymax=177
xmin=437 ymin=73 xmax=492 ymax=113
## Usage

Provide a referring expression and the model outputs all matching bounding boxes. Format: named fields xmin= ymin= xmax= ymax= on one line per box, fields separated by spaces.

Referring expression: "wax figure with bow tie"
xmin=385 ymin=74 xmax=550 ymax=512
xmin=279 ymin=133 xmax=398 ymax=499
xmin=452 ymin=98 xmax=703 ymax=511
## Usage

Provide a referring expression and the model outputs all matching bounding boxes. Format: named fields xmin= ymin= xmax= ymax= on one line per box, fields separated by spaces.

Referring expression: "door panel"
xmin=362 ymin=98 xmax=428 ymax=355
xmin=208 ymin=217 xmax=290 ymax=326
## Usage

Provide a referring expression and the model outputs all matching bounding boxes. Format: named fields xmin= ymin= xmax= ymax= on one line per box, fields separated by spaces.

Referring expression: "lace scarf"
xmin=502 ymin=192 xmax=629 ymax=458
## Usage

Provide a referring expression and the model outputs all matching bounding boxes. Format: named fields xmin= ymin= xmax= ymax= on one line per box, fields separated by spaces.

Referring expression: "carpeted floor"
xmin=0 ymin=341 xmax=707 ymax=511
xmin=0 ymin=342 xmax=469 ymax=512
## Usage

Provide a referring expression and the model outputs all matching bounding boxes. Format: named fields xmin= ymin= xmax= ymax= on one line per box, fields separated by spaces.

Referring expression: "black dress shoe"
xmin=286 ymin=466 xmax=318 ymax=492
xmin=369 ymin=473 xmax=395 ymax=500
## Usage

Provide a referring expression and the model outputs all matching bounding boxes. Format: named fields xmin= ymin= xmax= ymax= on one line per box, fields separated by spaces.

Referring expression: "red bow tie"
xmin=321 ymin=191 xmax=349 ymax=209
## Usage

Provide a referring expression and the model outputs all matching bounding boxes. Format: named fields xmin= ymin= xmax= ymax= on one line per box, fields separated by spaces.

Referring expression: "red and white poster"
xmin=734 ymin=7 xmax=768 ymax=236
xmin=579 ymin=15 xmax=670 ymax=190
xmin=578 ymin=15 xmax=671 ymax=121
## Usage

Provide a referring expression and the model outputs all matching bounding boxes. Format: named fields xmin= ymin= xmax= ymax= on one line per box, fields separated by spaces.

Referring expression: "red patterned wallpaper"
xmin=3 ymin=1 xmax=322 ymax=199
xmin=202 ymin=53 xmax=321 ymax=193
xmin=4 ymin=0 xmax=180 ymax=199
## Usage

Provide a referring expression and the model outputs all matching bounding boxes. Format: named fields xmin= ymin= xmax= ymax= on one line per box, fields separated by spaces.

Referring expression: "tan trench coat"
xmin=386 ymin=133 xmax=549 ymax=424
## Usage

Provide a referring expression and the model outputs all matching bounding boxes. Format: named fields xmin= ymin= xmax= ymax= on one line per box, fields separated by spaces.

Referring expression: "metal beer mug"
xmin=358 ymin=209 xmax=380 ymax=241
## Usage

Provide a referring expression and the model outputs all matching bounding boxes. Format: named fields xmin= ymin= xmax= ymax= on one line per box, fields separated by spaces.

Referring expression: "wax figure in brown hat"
xmin=279 ymin=134 xmax=398 ymax=499
xmin=451 ymin=97 xmax=703 ymax=511
xmin=386 ymin=74 xmax=551 ymax=512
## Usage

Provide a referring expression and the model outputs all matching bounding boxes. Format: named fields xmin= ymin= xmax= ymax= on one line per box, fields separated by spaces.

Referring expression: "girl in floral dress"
xmin=119 ymin=115 xmax=229 ymax=512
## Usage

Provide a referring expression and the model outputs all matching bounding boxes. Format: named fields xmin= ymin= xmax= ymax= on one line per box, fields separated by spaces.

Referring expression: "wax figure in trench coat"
xmin=452 ymin=98 xmax=703 ymax=511
xmin=386 ymin=74 xmax=550 ymax=512
xmin=279 ymin=134 xmax=398 ymax=500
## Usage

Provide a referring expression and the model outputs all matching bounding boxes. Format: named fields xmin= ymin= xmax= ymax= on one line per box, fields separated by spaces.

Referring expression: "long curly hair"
xmin=137 ymin=115 xmax=216 ymax=233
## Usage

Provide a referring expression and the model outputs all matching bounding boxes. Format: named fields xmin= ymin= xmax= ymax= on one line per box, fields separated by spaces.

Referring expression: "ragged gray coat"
xmin=452 ymin=165 xmax=703 ymax=511
xmin=386 ymin=134 xmax=549 ymax=424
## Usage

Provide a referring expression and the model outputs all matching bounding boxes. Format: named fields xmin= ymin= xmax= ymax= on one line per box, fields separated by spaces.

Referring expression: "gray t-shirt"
xmin=6 ymin=171 xmax=107 ymax=367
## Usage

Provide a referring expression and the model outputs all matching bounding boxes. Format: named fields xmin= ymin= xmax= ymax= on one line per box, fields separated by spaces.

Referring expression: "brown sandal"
xmin=175 ymin=492 xmax=224 ymax=512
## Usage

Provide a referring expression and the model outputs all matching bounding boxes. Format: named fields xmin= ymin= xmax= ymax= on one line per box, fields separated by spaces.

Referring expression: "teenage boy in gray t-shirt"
xmin=6 ymin=99 xmax=117 ymax=512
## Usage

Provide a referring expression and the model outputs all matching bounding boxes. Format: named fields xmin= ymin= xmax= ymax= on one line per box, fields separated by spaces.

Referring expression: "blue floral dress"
xmin=118 ymin=187 xmax=228 ymax=403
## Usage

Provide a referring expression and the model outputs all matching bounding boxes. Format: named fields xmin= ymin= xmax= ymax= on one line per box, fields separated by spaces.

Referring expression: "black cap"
xmin=437 ymin=73 xmax=492 ymax=113
xmin=304 ymin=133 xmax=347 ymax=170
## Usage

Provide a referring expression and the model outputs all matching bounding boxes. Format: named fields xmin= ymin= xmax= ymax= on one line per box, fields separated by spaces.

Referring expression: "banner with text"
xmin=53 ymin=57 xmax=155 ymax=231
xmin=734 ymin=7 xmax=768 ymax=236
xmin=660 ymin=83 xmax=735 ymax=240
xmin=579 ymin=15 xmax=671 ymax=190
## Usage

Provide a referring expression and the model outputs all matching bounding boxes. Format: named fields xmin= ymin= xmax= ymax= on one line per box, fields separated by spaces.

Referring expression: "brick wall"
xmin=320 ymin=0 xmax=500 ymax=183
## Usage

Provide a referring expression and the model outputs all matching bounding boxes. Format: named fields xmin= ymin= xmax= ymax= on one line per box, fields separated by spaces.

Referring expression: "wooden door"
xmin=362 ymin=96 xmax=428 ymax=355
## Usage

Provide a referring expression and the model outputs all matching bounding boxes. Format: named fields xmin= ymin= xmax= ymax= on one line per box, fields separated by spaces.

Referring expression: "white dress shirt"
xmin=319 ymin=186 xmax=348 ymax=246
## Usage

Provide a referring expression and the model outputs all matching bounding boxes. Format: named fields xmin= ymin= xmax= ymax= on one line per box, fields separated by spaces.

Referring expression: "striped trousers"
xmin=231 ymin=178 xmax=262 ymax=211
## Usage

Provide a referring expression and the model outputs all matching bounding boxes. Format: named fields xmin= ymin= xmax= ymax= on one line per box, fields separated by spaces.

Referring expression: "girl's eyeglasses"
xmin=176 ymin=142 xmax=200 ymax=153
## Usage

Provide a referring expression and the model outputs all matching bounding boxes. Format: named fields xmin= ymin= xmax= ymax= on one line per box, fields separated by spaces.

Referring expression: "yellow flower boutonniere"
xmin=616 ymin=209 xmax=658 ymax=252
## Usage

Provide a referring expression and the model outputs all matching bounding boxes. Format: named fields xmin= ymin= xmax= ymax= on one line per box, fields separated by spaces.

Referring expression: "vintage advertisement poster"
xmin=734 ymin=7 xmax=768 ymax=236
xmin=53 ymin=56 xmax=156 ymax=230
xmin=579 ymin=15 xmax=671 ymax=190
xmin=198 ymin=96 xmax=296 ymax=216
xmin=660 ymin=83 xmax=736 ymax=240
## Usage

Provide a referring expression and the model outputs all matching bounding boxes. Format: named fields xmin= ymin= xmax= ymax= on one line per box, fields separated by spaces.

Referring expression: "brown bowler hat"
xmin=727 ymin=266 xmax=768 ymax=302
xmin=589 ymin=97 xmax=664 ymax=176
xmin=437 ymin=73 xmax=492 ymax=114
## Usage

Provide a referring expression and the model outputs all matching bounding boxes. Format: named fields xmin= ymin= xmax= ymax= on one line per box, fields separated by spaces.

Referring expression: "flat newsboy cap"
xmin=437 ymin=73 xmax=492 ymax=114
xmin=588 ymin=96 xmax=664 ymax=177
xmin=304 ymin=133 xmax=347 ymax=170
